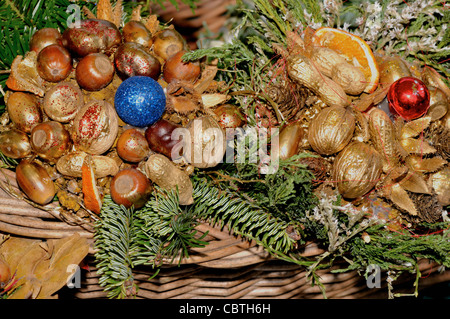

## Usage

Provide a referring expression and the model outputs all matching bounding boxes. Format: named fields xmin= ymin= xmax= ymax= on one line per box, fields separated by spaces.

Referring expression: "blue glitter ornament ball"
xmin=114 ymin=76 xmax=166 ymax=127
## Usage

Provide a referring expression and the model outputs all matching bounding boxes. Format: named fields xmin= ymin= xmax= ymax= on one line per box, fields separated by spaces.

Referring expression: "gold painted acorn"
xmin=308 ymin=106 xmax=355 ymax=155
xmin=279 ymin=122 xmax=303 ymax=160
xmin=429 ymin=167 xmax=450 ymax=206
xmin=30 ymin=121 xmax=72 ymax=161
xmin=0 ymin=129 xmax=32 ymax=159
xmin=332 ymin=141 xmax=383 ymax=199
xmin=6 ymin=92 xmax=42 ymax=133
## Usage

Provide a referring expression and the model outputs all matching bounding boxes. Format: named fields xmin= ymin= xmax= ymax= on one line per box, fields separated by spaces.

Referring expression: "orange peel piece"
xmin=312 ymin=27 xmax=380 ymax=94
xmin=81 ymin=156 xmax=102 ymax=215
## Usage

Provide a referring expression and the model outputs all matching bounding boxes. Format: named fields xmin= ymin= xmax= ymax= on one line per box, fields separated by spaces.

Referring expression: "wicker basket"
xmin=151 ymin=0 xmax=236 ymax=47
xmin=0 ymin=168 xmax=449 ymax=299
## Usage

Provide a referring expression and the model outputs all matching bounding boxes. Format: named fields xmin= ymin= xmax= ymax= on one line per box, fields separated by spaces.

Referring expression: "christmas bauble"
xmin=387 ymin=77 xmax=430 ymax=121
xmin=114 ymin=76 xmax=166 ymax=127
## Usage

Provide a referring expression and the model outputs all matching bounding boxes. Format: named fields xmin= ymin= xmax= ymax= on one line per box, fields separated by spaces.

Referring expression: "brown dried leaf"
xmin=5 ymin=52 xmax=45 ymax=97
xmin=144 ymin=14 xmax=160 ymax=35
xmin=399 ymin=170 xmax=430 ymax=194
xmin=82 ymin=6 xmax=96 ymax=19
xmin=113 ymin=0 xmax=123 ymax=27
xmin=389 ymin=183 xmax=417 ymax=215
xmin=406 ymin=155 xmax=447 ymax=173
xmin=400 ymin=137 xmax=436 ymax=154
xmin=400 ymin=116 xmax=431 ymax=139
xmin=131 ymin=4 xmax=142 ymax=21
xmin=96 ymin=0 xmax=114 ymax=23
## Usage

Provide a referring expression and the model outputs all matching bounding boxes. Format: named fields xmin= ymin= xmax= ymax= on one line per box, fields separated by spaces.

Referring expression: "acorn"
xmin=279 ymin=122 xmax=303 ymax=160
xmin=71 ymin=100 xmax=119 ymax=155
xmin=62 ymin=19 xmax=122 ymax=57
xmin=30 ymin=121 xmax=72 ymax=161
xmin=114 ymin=42 xmax=161 ymax=80
xmin=29 ymin=28 xmax=63 ymax=54
xmin=110 ymin=168 xmax=153 ymax=209
xmin=0 ymin=129 xmax=32 ymax=159
xmin=122 ymin=20 xmax=153 ymax=48
xmin=36 ymin=44 xmax=72 ymax=82
xmin=152 ymin=28 xmax=187 ymax=61
xmin=76 ymin=53 xmax=115 ymax=91
xmin=145 ymin=119 xmax=181 ymax=159
xmin=6 ymin=92 xmax=42 ymax=133
xmin=16 ymin=158 xmax=56 ymax=205
xmin=117 ymin=128 xmax=150 ymax=163
xmin=43 ymin=82 xmax=83 ymax=122
xmin=163 ymin=50 xmax=201 ymax=83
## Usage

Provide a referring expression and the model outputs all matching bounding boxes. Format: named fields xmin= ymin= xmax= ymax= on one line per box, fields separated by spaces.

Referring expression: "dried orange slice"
xmin=81 ymin=156 xmax=102 ymax=215
xmin=312 ymin=27 xmax=380 ymax=94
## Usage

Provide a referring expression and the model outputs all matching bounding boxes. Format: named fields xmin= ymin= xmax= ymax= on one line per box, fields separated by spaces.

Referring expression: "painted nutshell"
xmin=308 ymin=106 xmax=355 ymax=155
xmin=114 ymin=76 xmax=166 ymax=127
xmin=62 ymin=19 xmax=122 ymax=57
xmin=43 ymin=82 xmax=83 ymax=122
xmin=114 ymin=42 xmax=161 ymax=80
xmin=332 ymin=141 xmax=382 ymax=199
xmin=71 ymin=100 xmax=118 ymax=155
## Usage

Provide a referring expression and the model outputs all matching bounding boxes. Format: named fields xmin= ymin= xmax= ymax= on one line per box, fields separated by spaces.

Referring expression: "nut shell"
xmin=71 ymin=100 xmax=118 ymax=155
xmin=308 ymin=106 xmax=355 ymax=155
xmin=145 ymin=154 xmax=193 ymax=205
xmin=185 ymin=116 xmax=226 ymax=168
xmin=56 ymin=151 xmax=119 ymax=178
xmin=332 ymin=141 xmax=382 ymax=199
xmin=43 ymin=82 xmax=83 ymax=122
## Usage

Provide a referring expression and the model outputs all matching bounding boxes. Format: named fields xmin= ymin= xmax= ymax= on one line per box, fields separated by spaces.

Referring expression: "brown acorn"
xmin=76 ymin=53 xmax=115 ymax=91
xmin=16 ymin=158 xmax=56 ymax=205
xmin=110 ymin=168 xmax=153 ymax=209
xmin=117 ymin=128 xmax=150 ymax=163
xmin=122 ymin=21 xmax=153 ymax=48
xmin=163 ymin=50 xmax=201 ymax=83
xmin=114 ymin=42 xmax=161 ymax=80
xmin=29 ymin=28 xmax=63 ymax=54
xmin=36 ymin=44 xmax=72 ymax=82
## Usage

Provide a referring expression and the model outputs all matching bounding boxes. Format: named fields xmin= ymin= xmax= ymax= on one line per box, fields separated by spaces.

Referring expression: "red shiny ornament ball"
xmin=387 ymin=77 xmax=430 ymax=121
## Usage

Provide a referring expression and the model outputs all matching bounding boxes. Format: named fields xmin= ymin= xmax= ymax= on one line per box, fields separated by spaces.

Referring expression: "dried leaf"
xmin=399 ymin=170 xmax=430 ymax=194
xmin=400 ymin=137 xmax=436 ymax=154
xmin=1 ymin=234 xmax=89 ymax=299
xmin=389 ymin=183 xmax=417 ymax=215
xmin=131 ymin=4 xmax=142 ymax=21
xmin=96 ymin=0 xmax=114 ymax=23
xmin=5 ymin=52 xmax=45 ymax=97
xmin=400 ymin=116 xmax=431 ymax=139
xmin=113 ymin=0 xmax=123 ymax=27
xmin=202 ymin=93 xmax=230 ymax=108
xmin=406 ymin=155 xmax=447 ymax=173
xmin=144 ymin=14 xmax=160 ymax=35
xmin=82 ymin=6 xmax=96 ymax=19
